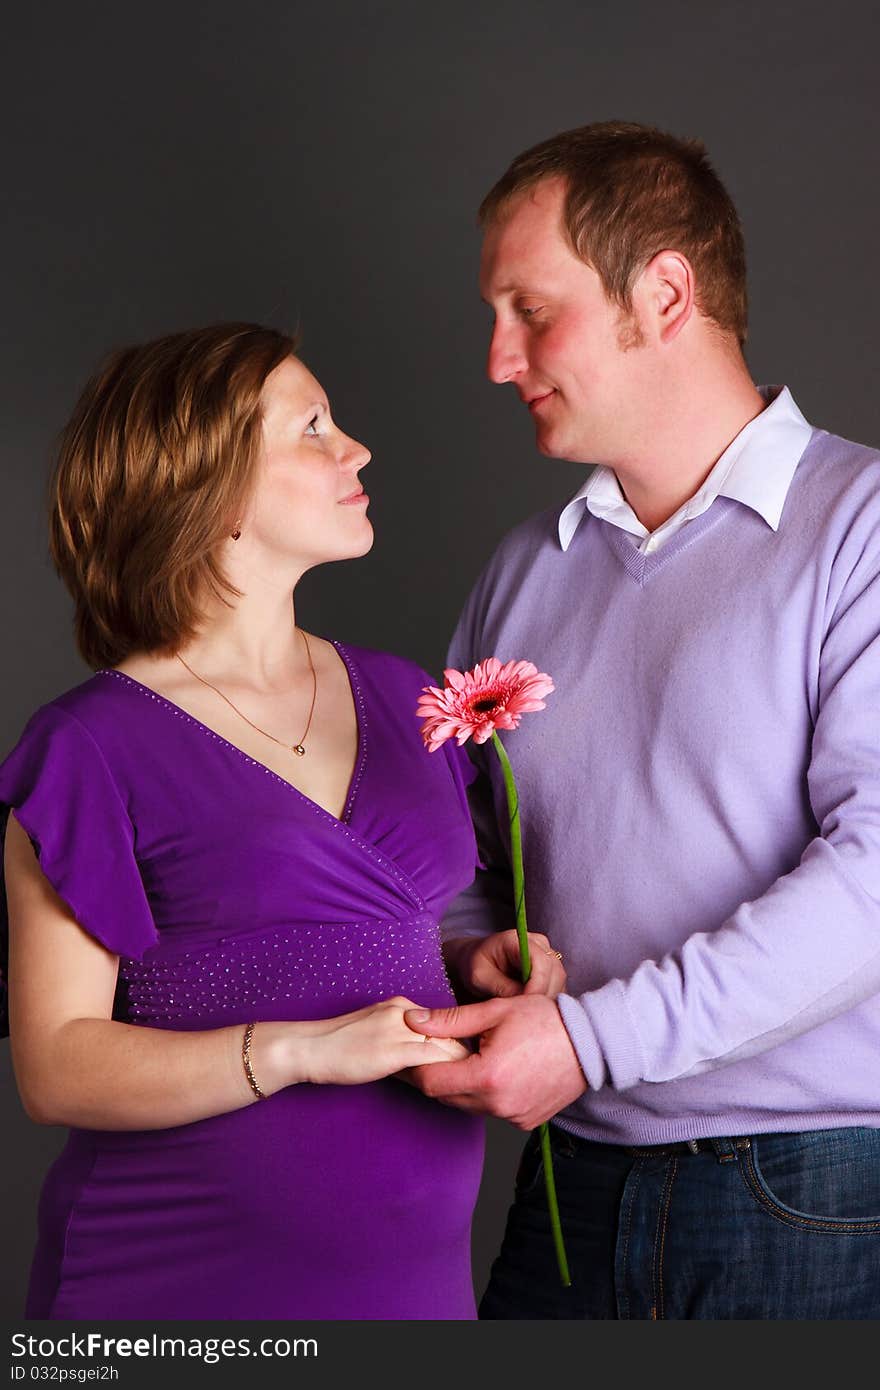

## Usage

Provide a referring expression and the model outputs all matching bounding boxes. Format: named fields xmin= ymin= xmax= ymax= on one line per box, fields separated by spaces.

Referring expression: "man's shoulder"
xmin=779 ymin=429 xmax=880 ymax=577
xmin=456 ymin=503 xmax=572 ymax=620
xmin=798 ymin=427 xmax=880 ymax=499
xmin=449 ymin=503 xmax=571 ymax=665
xmin=478 ymin=502 xmax=567 ymax=574
xmin=784 ymin=427 xmax=880 ymax=542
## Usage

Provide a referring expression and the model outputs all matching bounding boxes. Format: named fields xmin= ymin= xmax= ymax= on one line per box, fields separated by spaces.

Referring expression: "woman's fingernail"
xmin=407 ymin=1009 xmax=430 ymax=1022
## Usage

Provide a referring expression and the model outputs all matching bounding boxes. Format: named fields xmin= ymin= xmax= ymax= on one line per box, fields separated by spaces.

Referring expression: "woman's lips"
xmin=527 ymin=391 xmax=555 ymax=413
xmin=339 ymin=490 xmax=369 ymax=505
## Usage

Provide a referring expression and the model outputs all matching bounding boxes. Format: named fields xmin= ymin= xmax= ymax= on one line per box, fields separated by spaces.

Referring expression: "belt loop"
xmin=709 ymin=1137 xmax=738 ymax=1163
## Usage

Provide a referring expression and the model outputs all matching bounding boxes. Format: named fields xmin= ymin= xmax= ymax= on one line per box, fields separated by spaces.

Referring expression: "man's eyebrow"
xmin=481 ymin=282 xmax=548 ymax=302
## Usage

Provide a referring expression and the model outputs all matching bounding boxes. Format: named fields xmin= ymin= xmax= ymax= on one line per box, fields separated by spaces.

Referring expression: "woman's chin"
xmin=341 ymin=521 xmax=375 ymax=561
xmin=358 ymin=519 xmax=376 ymax=552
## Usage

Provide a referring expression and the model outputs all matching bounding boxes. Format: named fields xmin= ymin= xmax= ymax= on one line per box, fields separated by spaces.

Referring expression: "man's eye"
xmin=519 ymin=305 xmax=544 ymax=318
xmin=305 ymin=415 xmax=320 ymax=436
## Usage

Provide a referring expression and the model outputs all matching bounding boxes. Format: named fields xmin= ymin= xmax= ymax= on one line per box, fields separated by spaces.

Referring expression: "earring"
xmin=230 ymin=520 xmax=242 ymax=540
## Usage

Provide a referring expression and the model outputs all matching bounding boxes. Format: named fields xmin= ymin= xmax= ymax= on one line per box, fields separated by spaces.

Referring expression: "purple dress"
xmin=0 ymin=643 xmax=484 ymax=1320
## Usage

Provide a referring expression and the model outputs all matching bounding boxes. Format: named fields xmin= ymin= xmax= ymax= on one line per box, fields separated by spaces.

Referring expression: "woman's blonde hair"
xmin=49 ymin=322 xmax=298 ymax=669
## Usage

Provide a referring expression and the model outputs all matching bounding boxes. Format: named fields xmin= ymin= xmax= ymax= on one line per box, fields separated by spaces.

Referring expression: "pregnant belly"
xmin=39 ymin=1081 xmax=485 ymax=1319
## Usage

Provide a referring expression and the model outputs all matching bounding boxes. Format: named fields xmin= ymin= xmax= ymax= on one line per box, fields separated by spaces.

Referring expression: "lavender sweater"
xmin=442 ymin=423 xmax=880 ymax=1144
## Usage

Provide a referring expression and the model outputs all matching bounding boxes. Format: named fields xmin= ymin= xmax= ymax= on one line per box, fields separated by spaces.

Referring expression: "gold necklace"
xmin=175 ymin=630 xmax=317 ymax=757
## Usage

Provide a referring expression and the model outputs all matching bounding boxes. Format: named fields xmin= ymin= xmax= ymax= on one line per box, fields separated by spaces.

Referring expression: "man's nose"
xmin=486 ymin=324 xmax=527 ymax=385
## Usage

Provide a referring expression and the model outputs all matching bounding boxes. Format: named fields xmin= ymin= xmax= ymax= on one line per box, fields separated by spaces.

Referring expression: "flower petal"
xmin=416 ymin=656 xmax=554 ymax=750
xmin=443 ymin=667 xmax=467 ymax=692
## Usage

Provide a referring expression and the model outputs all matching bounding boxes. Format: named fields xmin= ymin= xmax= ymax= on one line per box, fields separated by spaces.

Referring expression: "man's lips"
xmin=339 ymin=489 xmax=368 ymax=505
xmin=525 ymin=390 xmax=555 ymax=413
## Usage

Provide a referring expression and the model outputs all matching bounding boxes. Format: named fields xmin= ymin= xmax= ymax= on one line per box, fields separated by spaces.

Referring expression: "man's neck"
xmin=611 ymin=365 xmax=767 ymax=534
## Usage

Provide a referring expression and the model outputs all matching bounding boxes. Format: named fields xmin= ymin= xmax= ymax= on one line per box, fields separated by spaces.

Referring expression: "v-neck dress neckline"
xmin=97 ymin=637 xmax=367 ymax=828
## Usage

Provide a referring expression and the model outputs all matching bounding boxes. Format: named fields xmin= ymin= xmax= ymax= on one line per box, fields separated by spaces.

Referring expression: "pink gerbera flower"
xmin=416 ymin=657 xmax=555 ymax=751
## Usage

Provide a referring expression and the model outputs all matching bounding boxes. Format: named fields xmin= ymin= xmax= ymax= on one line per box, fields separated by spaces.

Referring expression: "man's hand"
xmin=402 ymin=995 xmax=588 ymax=1130
xmin=443 ymin=931 xmax=566 ymax=1001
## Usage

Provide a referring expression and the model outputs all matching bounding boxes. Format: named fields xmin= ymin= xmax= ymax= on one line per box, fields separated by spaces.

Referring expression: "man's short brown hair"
xmin=479 ymin=120 xmax=748 ymax=347
xmin=49 ymin=322 xmax=297 ymax=669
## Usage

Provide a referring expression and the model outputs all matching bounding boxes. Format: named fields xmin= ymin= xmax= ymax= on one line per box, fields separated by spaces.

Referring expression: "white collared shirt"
xmin=557 ymin=385 xmax=814 ymax=554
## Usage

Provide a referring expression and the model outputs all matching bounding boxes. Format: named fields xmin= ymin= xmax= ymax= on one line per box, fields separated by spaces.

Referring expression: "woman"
xmin=0 ymin=323 xmax=564 ymax=1320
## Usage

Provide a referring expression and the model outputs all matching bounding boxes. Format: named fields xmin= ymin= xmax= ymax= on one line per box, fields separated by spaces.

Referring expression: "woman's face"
xmin=241 ymin=356 xmax=373 ymax=574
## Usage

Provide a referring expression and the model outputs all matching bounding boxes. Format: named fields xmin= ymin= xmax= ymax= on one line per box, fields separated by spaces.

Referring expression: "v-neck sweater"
xmin=443 ymin=423 xmax=880 ymax=1144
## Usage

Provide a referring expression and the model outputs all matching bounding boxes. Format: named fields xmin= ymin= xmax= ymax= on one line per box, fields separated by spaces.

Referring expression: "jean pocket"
xmin=739 ymin=1128 xmax=880 ymax=1233
xmin=514 ymin=1132 xmax=545 ymax=1198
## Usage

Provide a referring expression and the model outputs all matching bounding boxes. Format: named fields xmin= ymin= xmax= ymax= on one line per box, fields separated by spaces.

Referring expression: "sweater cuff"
xmin=556 ymin=993 xmax=608 ymax=1091
xmin=579 ymin=978 xmax=647 ymax=1091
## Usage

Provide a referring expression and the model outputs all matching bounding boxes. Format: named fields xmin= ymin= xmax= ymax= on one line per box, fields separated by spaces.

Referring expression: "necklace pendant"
xmin=292 ymin=744 xmax=306 ymax=757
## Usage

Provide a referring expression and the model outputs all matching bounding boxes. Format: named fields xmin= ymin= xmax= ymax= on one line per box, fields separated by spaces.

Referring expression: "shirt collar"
xmin=557 ymin=385 xmax=814 ymax=552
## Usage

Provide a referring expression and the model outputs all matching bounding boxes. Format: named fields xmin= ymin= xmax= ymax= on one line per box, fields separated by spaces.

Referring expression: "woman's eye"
xmin=519 ymin=305 xmax=544 ymax=319
xmin=305 ymin=415 xmax=320 ymax=436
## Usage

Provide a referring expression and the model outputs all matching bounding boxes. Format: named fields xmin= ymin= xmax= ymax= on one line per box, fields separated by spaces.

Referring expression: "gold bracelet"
xmin=242 ymin=1021 xmax=266 ymax=1100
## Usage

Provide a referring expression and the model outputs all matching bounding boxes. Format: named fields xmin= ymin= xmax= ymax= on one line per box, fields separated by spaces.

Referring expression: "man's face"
xmin=479 ymin=176 xmax=647 ymax=465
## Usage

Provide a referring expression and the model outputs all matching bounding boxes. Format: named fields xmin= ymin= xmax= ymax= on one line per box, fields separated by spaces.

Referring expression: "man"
xmin=406 ymin=121 xmax=880 ymax=1319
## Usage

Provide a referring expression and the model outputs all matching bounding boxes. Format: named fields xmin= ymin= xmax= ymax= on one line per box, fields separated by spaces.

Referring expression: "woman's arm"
xmin=6 ymin=814 xmax=461 ymax=1130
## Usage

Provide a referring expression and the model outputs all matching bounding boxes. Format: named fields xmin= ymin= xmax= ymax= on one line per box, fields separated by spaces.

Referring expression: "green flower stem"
xmin=539 ymin=1122 xmax=570 ymax=1287
xmin=490 ymin=733 xmax=530 ymax=980
xmin=490 ymin=732 xmax=572 ymax=1288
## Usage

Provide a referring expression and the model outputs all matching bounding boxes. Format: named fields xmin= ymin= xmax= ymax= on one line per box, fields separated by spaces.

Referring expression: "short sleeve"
xmin=0 ymin=703 xmax=159 ymax=1036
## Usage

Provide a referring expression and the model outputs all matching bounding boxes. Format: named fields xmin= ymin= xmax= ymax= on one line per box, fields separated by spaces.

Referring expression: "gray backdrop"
xmin=2 ymin=0 xmax=878 ymax=1318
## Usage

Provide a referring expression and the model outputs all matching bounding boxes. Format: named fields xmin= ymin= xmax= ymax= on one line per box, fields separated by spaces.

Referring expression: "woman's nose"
xmin=342 ymin=433 xmax=371 ymax=469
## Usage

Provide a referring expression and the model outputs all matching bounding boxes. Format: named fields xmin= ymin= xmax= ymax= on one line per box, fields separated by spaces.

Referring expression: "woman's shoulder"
xmin=0 ymin=672 xmax=145 ymax=779
xmin=334 ymin=639 xmax=441 ymax=702
xmin=0 ymin=674 xmax=160 ymax=972
xmin=26 ymin=671 xmax=135 ymax=739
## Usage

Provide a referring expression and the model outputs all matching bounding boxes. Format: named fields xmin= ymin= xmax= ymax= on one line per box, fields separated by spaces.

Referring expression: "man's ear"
xmin=636 ymin=249 xmax=695 ymax=345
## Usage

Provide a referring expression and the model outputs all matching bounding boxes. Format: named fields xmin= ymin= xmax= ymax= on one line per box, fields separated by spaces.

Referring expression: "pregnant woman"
xmin=0 ymin=322 xmax=511 ymax=1319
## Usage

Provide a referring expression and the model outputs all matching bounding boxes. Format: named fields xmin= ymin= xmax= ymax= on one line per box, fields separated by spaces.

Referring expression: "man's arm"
xmin=414 ymin=502 xmax=880 ymax=1113
xmin=562 ymin=539 xmax=880 ymax=1091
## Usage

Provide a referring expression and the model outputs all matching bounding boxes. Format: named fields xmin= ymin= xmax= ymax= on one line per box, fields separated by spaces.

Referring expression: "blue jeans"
xmin=479 ymin=1124 xmax=880 ymax=1319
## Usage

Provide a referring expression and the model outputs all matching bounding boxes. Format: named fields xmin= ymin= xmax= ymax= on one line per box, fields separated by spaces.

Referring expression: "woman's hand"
xmin=290 ymin=997 xmax=470 ymax=1086
xmin=443 ymin=931 xmax=566 ymax=1002
xmin=7 ymin=814 xmax=467 ymax=1122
